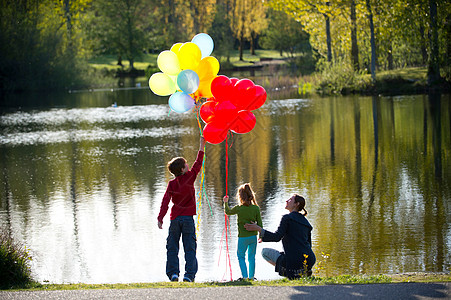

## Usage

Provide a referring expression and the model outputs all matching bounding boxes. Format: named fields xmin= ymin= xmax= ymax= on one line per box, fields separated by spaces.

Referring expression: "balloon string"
xmin=223 ymin=134 xmax=233 ymax=281
xmin=195 ymin=103 xmax=213 ymax=234
xmin=195 ymin=105 xmax=213 ymax=216
xmin=225 ymin=134 xmax=229 ymax=195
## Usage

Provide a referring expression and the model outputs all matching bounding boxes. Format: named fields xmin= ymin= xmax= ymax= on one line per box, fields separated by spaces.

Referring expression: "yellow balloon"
xmin=157 ymin=50 xmax=181 ymax=75
xmin=195 ymin=56 xmax=220 ymax=80
xmin=169 ymin=74 xmax=180 ymax=91
xmin=170 ymin=43 xmax=183 ymax=54
xmin=177 ymin=42 xmax=201 ymax=70
xmin=148 ymin=72 xmax=176 ymax=96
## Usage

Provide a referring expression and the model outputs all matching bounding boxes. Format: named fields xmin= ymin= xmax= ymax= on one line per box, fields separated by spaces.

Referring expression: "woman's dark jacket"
xmin=261 ymin=211 xmax=316 ymax=279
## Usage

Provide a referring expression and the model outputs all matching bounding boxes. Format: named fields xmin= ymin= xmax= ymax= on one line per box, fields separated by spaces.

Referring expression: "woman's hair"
xmin=167 ymin=157 xmax=186 ymax=177
xmin=237 ymin=183 xmax=258 ymax=207
xmin=294 ymin=194 xmax=308 ymax=216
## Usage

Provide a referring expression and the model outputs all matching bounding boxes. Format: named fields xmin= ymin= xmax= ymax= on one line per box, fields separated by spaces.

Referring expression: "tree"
xmin=209 ymin=1 xmax=235 ymax=62
xmin=0 ymin=0 xmax=91 ymax=93
xmin=229 ymin=0 xmax=250 ymax=60
xmin=89 ymin=0 xmax=149 ymax=69
xmin=267 ymin=0 xmax=333 ymax=62
xmin=365 ymin=0 xmax=376 ymax=83
xmin=260 ymin=9 xmax=309 ymax=57
xmin=427 ymin=0 xmax=440 ymax=86
xmin=247 ymin=0 xmax=268 ymax=55
xmin=188 ymin=0 xmax=216 ymax=33
xmin=350 ymin=0 xmax=359 ymax=70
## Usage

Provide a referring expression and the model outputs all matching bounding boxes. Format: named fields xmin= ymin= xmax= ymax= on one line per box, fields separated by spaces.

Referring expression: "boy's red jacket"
xmin=158 ymin=150 xmax=204 ymax=223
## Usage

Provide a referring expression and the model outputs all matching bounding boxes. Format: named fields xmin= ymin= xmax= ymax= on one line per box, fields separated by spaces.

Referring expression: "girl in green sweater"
xmin=223 ymin=183 xmax=262 ymax=280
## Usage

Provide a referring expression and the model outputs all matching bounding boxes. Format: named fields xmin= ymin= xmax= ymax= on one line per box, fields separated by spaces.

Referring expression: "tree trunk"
xmin=251 ymin=32 xmax=257 ymax=55
xmin=419 ymin=24 xmax=428 ymax=65
xmin=324 ymin=14 xmax=332 ymax=62
xmin=350 ymin=0 xmax=359 ymax=71
xmin=427 ymin=0 xmax=440 ymax=86
xmin=324 ymin=2 xmax=332 ymax=62
xmin=446 ymin=15 xmax=451 ymax=76
xmin=190 ymin=2 xmax=200 ymax=34
xmin=239 ymin=32 xmax=244 ymax=61
xmin=387 ymin=43 xmax=393 ymax=70
xmin=63 ymin=0 xmax=73 ymax=52
xmin=366 ymin=0 xmax=376 ymax=83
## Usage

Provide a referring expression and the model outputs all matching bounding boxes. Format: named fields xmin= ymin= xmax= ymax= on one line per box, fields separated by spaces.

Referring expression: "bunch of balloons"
xmin=200 ymin=75 xmax=267 ymax=144
xmin=148 ymin=33 xmax=220 ymax=113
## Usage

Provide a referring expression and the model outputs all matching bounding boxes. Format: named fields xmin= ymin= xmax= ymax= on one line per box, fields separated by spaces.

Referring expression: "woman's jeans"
xmin=262 ymin=248 xmax=281 ymax=265
xmin=237 ymin=235 xmax=257 ymax=279
xmin=166 ymin=216 xmax=197 ymax=281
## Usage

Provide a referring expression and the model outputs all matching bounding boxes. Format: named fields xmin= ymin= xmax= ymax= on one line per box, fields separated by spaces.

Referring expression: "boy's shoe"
xmin=170 ymin=274 xmax=179 ymax=282
xmin=183 ymin=277 xmax=193 ymax=282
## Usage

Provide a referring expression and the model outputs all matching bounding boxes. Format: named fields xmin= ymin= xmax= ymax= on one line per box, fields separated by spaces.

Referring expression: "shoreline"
xmin=3 ymin=272 xmax=450 ymax=291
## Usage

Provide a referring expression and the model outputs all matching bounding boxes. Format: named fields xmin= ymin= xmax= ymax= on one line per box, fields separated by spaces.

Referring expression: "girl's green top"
xmin=224 ymin=202 xmax=263 ymax=237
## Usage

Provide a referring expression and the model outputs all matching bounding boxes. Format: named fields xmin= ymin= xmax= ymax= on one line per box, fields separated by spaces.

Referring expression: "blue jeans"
xmin=166 ymin=216 xmax=197 ymax=281
xmin=237 ymin=235 xmax=257 ymax=279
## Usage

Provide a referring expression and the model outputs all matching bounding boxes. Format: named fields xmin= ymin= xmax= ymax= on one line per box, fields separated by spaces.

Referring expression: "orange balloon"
xmin=196 ymin=78 xmax=214 ymax=98
xmin=195 ymin=56 xmax=220 ymax=81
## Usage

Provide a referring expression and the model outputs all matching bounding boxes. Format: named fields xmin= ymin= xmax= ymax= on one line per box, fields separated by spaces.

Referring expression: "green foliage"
xmin=0 ymin=0 xmax=91 ymax=93
xmin=260 ymin=9 xmax=309 ymax=57
xmin=86 ymin=0 xmax=149 ymax=69
xmin=315 ymin=58 xmax=372 ymax=95
xmin=0 ymin=228 xmax=34 ymax=289
xmin=208 ymin=3 xmax=235 ymax=61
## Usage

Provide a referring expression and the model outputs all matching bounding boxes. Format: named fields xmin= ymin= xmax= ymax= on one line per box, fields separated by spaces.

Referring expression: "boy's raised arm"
xmin=199 ymin=136 xmax=206 ymax=152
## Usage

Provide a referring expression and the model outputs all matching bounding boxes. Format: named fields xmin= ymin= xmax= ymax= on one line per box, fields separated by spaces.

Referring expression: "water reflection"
xmin=0 ymin=92 xmax=450 ymax=283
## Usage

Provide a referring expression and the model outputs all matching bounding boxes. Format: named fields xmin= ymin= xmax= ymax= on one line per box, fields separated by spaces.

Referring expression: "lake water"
xmin=0 ymin=83 xmax=450 ymax=283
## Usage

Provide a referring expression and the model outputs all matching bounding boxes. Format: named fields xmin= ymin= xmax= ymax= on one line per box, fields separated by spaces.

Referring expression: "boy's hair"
xmin=168 ymin=157 xmax=186 ymax=177
xmin=237 ymin=183 xmax=258 ymax=207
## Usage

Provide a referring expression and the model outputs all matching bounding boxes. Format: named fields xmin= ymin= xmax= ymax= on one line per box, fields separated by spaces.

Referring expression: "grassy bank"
xmin=88 ymin=51 xmax=449 ymax=96
xmin=5 ymin=273 xmax=450 ymax=291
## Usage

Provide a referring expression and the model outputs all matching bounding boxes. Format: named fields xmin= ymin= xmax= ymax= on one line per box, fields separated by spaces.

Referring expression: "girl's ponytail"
xmin=238 ymin=183 xmax=258 ymax=206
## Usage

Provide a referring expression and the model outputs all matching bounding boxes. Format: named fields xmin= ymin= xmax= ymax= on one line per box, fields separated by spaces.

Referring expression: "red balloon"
xmin=214 ymin=101 xmax=238 ymax=125
xmin=232 ymin=79 xmax=256 ymax=109
xmin=230 ymin=110 xmax=256 ymax=134
xmin=246 ymin=85 xmax=267 ymax=110
xmin=211 ymin=75 xmax=232 ymax=102
xmin=200 ymin=101 xmax=217 ymax=123
xmin=203 ymin=122 xmax=229 ymax=144
xmin=230 ymin=77 xmax=239 ymax=85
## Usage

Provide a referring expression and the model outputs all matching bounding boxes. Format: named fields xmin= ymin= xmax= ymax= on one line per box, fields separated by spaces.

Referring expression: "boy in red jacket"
xmin=157 ymin=136 xmax=206 ymax=282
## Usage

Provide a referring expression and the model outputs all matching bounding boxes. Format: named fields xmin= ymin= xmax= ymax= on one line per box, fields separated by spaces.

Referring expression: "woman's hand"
xmin=223 ymin=195 xmax=229 ymax=203
xmin=244 ymin=221 xmax=262 ymax=233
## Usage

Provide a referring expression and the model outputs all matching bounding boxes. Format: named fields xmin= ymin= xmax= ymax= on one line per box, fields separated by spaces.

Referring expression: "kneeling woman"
xmin=244 ymin=194 xmax=315 ymax=279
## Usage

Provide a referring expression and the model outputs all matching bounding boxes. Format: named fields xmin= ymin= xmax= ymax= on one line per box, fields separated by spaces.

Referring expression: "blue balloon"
xmin=191 ymin=33 xmax=214 ymax=58
xmin=168 ymin=92 xmax=195 ymax=113
xmin=177 ymin=69 xmax=200 ymax=94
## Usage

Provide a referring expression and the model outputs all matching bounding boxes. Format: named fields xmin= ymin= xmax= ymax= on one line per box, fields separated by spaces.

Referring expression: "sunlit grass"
xmin=9 ymin=273 xmax=450 ymax=291
xmin=13 ymin=275 xmax=392 ymax=291
xmin=88 ymin=50 xmax=291 ymax=70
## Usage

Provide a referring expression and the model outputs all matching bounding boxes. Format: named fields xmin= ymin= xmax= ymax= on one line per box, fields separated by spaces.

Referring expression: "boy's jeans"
xmin=166 ymin=215 xmax=197 ymax=281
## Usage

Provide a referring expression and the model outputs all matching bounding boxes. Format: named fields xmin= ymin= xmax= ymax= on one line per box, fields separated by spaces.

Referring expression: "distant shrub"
xmin=315 ymin=58 xmax=372 ymax=95
xmin=0 ymin=228 xmax=34 ymax=289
